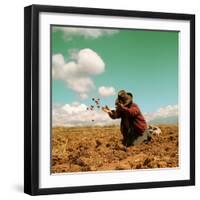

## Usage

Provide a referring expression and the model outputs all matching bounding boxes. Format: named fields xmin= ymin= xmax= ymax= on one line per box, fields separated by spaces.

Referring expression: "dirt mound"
xmin=51 ymin=125 xmax=178 ymax=173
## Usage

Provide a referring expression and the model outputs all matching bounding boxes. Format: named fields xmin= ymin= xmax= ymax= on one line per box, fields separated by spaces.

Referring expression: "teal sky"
xmin=51 ymin=27 xmax=178 ymax=113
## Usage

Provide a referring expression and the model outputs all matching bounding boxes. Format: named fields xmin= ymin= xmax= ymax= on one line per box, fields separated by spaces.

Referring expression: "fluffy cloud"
xmin=52 ymin=102 xmax=119 ymax=127
xmin=98 ymin=86 xmax=116 ymax=97
xmin=53 ymin=27 xmax=118 ymax=39
xmin=77 ymin=49 xmax=105 ymax=74
xmin=52 ymin=48 xmax=105 ymax=99
xmin=53 ymin=103 xmax=178 ymax=127
xmin=144 ymin=105 xmax=178 ymax=124
xmin=62 ymin=102 xmax=87 ymax=114
xmin=67 ymin=77 xmax=94 ymax=94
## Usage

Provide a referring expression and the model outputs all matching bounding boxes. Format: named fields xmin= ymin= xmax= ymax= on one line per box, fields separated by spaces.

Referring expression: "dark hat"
xmin=115 ymin=90 xmax=133 ymax=106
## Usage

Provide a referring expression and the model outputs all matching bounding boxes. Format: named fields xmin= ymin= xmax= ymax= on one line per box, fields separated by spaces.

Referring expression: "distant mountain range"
xmin=148 ymin=115 xmax=178 ymax=125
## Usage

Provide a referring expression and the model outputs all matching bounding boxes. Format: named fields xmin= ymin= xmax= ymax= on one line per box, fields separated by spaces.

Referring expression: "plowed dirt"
xmin=51 ymin=125 xmax=178 ymax=173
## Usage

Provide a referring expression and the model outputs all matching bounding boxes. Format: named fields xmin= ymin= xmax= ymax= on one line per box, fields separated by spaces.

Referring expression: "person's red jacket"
xmin=109 ymin=102 xmax=147 ymax=135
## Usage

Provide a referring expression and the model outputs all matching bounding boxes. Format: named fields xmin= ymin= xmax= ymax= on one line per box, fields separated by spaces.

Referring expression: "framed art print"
xmin=24 ymin=5 xmax=195 ymax=195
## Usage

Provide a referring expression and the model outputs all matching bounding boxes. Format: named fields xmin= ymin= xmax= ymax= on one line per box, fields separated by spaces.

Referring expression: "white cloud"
xmin=77 ymin=49 xmax=105 ymax=74
xmin=52 ymin=102 xmax=119 ymax=127
xmin=52 ymin=54 xmax=65 ymax=67
xmin=98 ymin=86 xmax=116 ymax=97
xmin=62 ymin=102 xmax=87 ymax=114
xmin=53 ymin=27 xmax=118 ymax=39
xmin=67 ymin=77 xmax=94 ymax=94
xmin=53 ymin=103 xmax=178 ymax=127
xmin=144 ymin=104 xmax=178 ymax=124
xmin=52 ymin=48 xmax=105 ymax=99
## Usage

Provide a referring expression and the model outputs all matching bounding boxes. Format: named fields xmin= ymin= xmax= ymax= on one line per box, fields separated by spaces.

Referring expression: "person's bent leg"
xmin=126 ymin=129 xmax=149 ymax=146
xmin=125 ymin=130 xmax=139 ymax=147
xmin=132 ymin=130 xmax=149 ymax=145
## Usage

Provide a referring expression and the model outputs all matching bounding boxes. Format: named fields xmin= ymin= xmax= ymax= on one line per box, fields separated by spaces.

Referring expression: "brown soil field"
xmin=51 ymin=125 xmax=178 ymax=173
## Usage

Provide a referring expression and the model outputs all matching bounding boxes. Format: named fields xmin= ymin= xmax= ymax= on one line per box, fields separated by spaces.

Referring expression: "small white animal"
xmin=148 ymin=125 xmax=162 ymax=136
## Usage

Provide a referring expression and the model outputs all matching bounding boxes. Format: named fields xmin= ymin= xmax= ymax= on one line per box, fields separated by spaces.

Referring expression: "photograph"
xmin=51 ymin=26 xmax=179 ymax=173
xmin=24 ymin=5 xmax=195 ymax=195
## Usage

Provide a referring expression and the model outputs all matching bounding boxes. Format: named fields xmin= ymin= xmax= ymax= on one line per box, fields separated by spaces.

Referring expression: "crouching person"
xmin=102 ymin=90 xmax=150 ymax=147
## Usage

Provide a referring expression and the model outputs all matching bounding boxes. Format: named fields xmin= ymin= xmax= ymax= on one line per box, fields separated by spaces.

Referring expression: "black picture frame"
xmin=24 ymin=4 xmax=195 ymax=196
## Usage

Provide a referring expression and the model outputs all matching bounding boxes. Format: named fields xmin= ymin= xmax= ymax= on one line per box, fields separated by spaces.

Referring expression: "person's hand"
xmin=102 ymin=105 xmax=112 ymax=114
xmin=116 ymin=102 xmax=126 ymax=111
